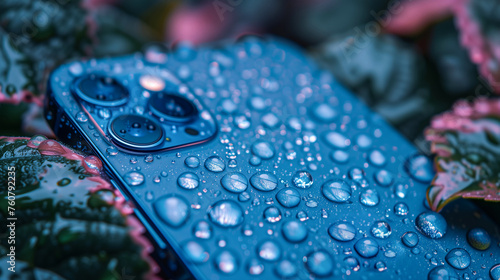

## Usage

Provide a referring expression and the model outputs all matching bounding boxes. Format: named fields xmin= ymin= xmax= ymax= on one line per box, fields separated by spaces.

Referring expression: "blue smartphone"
xmin=45 ymin=37 xmax=500 ymax=279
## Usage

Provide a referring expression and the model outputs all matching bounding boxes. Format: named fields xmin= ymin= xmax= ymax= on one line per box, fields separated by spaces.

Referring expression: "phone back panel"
xmin=46 ymin=38 xmax=500 ymax=280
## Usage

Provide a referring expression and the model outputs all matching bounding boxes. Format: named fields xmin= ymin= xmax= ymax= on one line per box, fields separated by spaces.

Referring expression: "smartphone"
xmin=45 ymin=37 xmax=500 ymax=279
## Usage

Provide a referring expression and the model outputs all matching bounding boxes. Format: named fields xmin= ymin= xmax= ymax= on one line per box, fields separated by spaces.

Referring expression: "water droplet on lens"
xmin=401 ymin=231 xmax=419 ymax=248
xmin=250 ymin=172 xmax=278 ymax=191
xmin=275 ymin=259 xmax=297 ymax=278
xmin=354 ymin=238 xmax=379 ymax=258
xmin=205 ymin=156 xmax=226 ymax=172
xmin=305 ymin=250 xmax=333 ymax=277
xmin=182 ymin=240 xmax=209 ymax=263
xmin=292 ymin=171 xmax=313 ymax=189
xmin=359 ymin=189 xmax=380 ymax=207
xmin=214 ymin=250 xmax=239 ymax=274
xmin=394 ymin=202 xmax=409 ymax=216
xmin=445 ymin=248 xmax=471 ymax=270
xmin=154 ymin=194 xmax=190 ymax=227
xmin=185 ymin=156 xmax=200 ymax=168
xmin=276 ymin=188 xmax=301 ymax=208
xmin=322 ymin=180 xmax=351 ymax=203
xmin=177 ymin=172 xmax=200 ymax=190
xmin=282 ymin=221 xmax=308 ymax=243
xmin=193 ymin=220 xmax=212 ymax=239
xmin=371 ymin=221 xmax=392 ymax=239
xmin=251 ymin=140 xmax=275 ymax=159
xmin=467 ymin=228 xmax=491 ymax=250
xmin=221 ymin=172 xmax=248 ymax=193
xmin=258 ymin=240 xmax=281 ymax=262
xmin=328 ymin=222 xmax=356 ymax=242
xmin=405 ymin=154 xmax=434 ymax=183
xmin=124 ymin=171 xmax=145 ymax=186
xmin=415 ymin=211 xmax=447 ymax=239
xmin=208 ymin=200 xmax=244 ymax=227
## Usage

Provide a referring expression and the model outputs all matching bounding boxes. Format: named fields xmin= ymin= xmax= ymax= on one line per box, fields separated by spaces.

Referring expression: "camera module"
xmin=108 ymin=114 xmax=164 ymax=149
xmin=148 ymin=92 xmax=198 ymax=123
xmin=73 ymin=75 xmax=129 ymax=106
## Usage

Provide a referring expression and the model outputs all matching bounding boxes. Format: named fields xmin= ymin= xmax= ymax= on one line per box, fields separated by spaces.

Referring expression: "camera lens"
xmin=73 ymin=75 xmax=129 ymax=106
xmin=149 ymin=92 xmax=198 ymax=123
xmin=109 ymin=114 xmax=164 ymax=149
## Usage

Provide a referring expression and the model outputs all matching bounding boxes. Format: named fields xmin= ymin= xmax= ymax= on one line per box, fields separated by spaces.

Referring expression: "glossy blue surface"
xmin=46 ymin=37 xmax=500 ymax=279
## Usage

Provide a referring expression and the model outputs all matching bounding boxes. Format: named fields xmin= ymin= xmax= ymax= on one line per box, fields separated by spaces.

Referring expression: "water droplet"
xmin=374 ymin=261 xmax=387 ymax=272
xmin=247 ymin=258 xmax=264 ymax=275
xmin=182 ymin=240 xmax=209 ymax=263
xmin=234 ymin=115 xmax=251 ymax=129
xmin=275 ymin=259 xmax=297 ymax=278
xmin=297 ymin=211 xmax=309 ymax=221
xmin=249 ymin=156 xmax=262 ymax=166
xmin=282 ymin=221 xmax=308 ymax=243
xmin=348 ymin=167 xmax=365 ymax=182
xmin=221 ymin=172 xmax=248 ymax=193
xmin=238 ymin=192 xmax=251 ymax=202
xmin=261 ymin=112 xmax=280 ymax=129
xmin=305 ymin=250 xmax=333 ymax=277
xmin=177 ymin=172 xmax=200 ymax=190
xmin=193 ymin=220 xmax=212 ymax=239
xmin=208 ymin=200 xmax=244 ymax=227
xmin=251 ymin=140 xmax=275 ymax=159
xmin=249 ymin=96 xmax=267 ymax=111
xmin=76 ymin=112 xmax=88 ymax=123
xmin=263 ymin=206 xmax=282 ymax=223
xmin=124 ymin=171 xmax=145 ymax=186
xmin=292 ymin=171 xmax=313 ymax=189
xmin=394 ymin=184 xmax=407 ymax=198
xmin=328 ymin=222 xmax=356 ymax=242
xmin=344 ymin=257 xmax=360 ymax=271
xmin=490 ymin=264 xmax=500 ymax=280
xmin=214 ymin=250 xmax=239 ymax=274
xmin=401 ymin=231 xmax=419 ymax=248
xmin=371 ymin=221 xmax=392 ymax=239
xmin=359 ymin=189 xmax=380 ymax=207
xmin=106 ymin=146 xmax=118 ymax=156
xmin=250 ymin=172 xmax=278 ymax=192
xmin=57 ymin=178 xmax=71 ymax=187
xmin=354 ymin=238 xmax=379 ymax=258
xmin=368 ymin=149 xmax=386 ymax=166
xmin=445 ymin=248 xmax=470 ymax=270
xmin=415 ymin=211 xmax=447 ymax=239
xmin=258 ymin=240 xmax=281 ymax=261
xmin=185 ymin=156 xmax=200 ymax=168
xmin=68 ymin=62 xmax=84 ymax=76
xmin=330 ymin=150 xmax=349 ymax=164
xmin=356 ymin=134 xmax=372 ymax=149
xmin=220 ymin=99 xmax=237 ymax=114
xmin=324 ymin=131 xmax=348 ymax=149
xmin=374 ymin=169 xmax=393 ymax=186
xmin=322 ymin=179 xmax=352 ymax=203
xmin=428 ymin=266 xmax=457 ymax=280
xmin=276 ymin=188 xmax=301 ymax=208
xmin=27 ymin=135 xmax=47 ymax=148
xmin=242 ymin=224 xmax=254 ymax=236
xmin=405 ymin=154 xmax=434 ymax=183
xmin=394 ymin=202 xmax=409 ymax=216
xmin=154 ymin=194 xmax=190 ymax=227
xmin=311 ymin=104 xmax=337 ymax=123
xmin=205 ymin=156 xmax=226 ymax=172
xmin=467 ymin=228 xmax=491 ymax=250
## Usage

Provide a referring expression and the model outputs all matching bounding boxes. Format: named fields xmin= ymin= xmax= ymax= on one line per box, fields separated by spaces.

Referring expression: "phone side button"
xmin=134 ymin=209 xmax=167 ymax=250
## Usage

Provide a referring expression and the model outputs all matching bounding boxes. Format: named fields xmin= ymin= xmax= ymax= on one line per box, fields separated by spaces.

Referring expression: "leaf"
xmin=425 ymin=98 xmax=500 ymax=212
xmin=0 ymin=136 xmax=158 ymax=280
